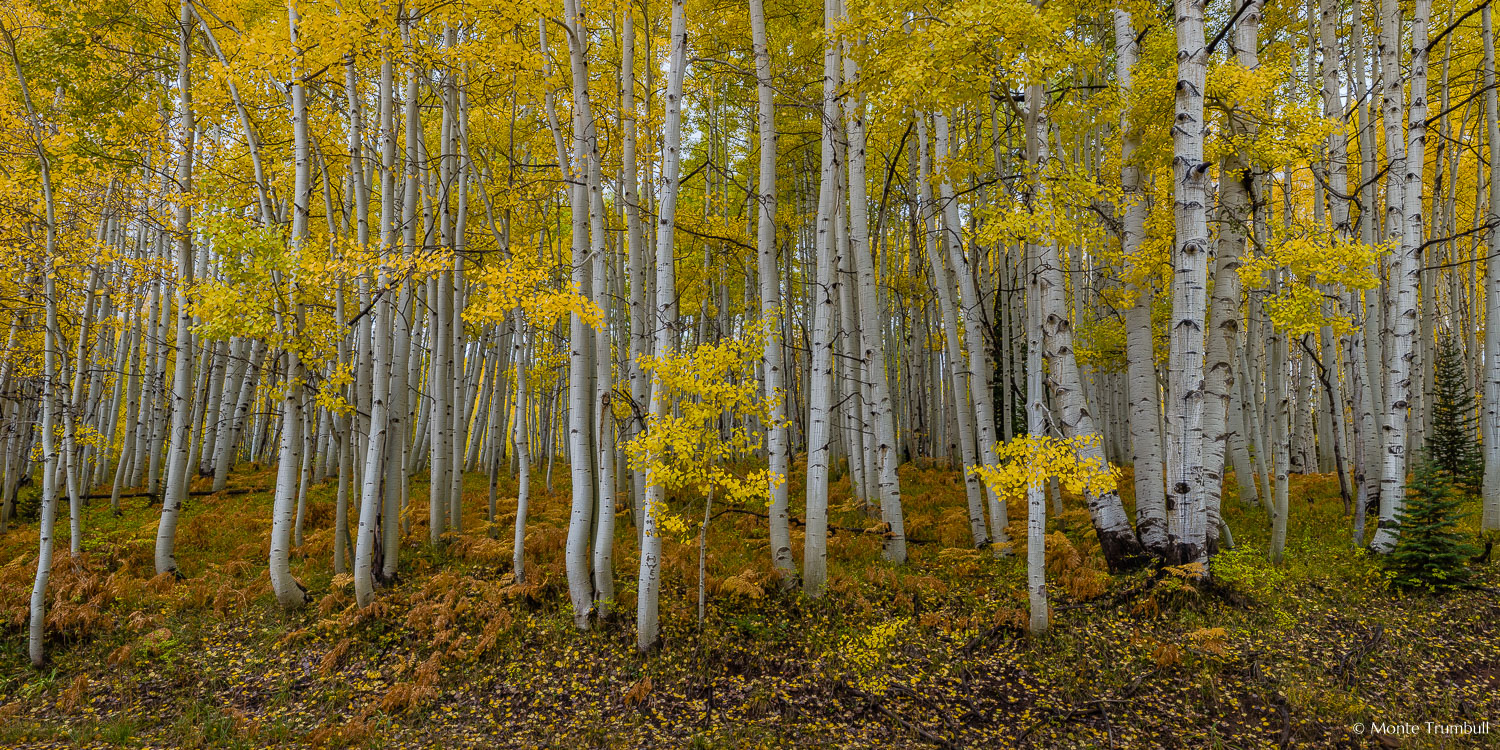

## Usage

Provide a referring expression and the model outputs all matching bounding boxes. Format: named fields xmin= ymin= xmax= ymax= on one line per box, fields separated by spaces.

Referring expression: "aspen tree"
xmin=934 ymin=112 xmax=1003 ymax=533
xmin=1483 ymin=5 xmax=1500 ymax=534
xmin=355 ymin=47 xmax=401 ymax=608
xmin=268 ymin=0 xmax=311 ymax=611
xmin=1033 ymin=151 xmax=1144 ymax=570
xmin=920 ymin=115 xmax=989 ymax=548
xmin=1369 ymin=0 xmax=1418 ymax=554
xmin=1202 ymin=0 xmax=1261 ymax=546
xmin=155 ymin=0 xmax=196 ymax=576
xmin=1025 ymin=81 xmax=1049 ymax=634
xmin=1166 ymin=0 xmax=1212 ymax=569
xmin=3 ymin=11 xmax=59 ymax=666
xmin=512 ymin=312 xmax=531 ymax=583
xmin=622 ymin=4 xmax=650 ymax=532
xmin=638 ymin=0 xmax=687 ymax=648
xmin=749 ymin=0 xmax=794 ymax=580
xmin=1114 ymin=9 xmax=1168 ymax=556
xmin=561 ymin=0 xmax=598 ymax=628
xmin=842 ymin=43 xmax=906 ymax=562
xmin=802 ymin=0 xmax=842 ymax=596
xmin=1318 ymin=0 xmax=1355 ymax=514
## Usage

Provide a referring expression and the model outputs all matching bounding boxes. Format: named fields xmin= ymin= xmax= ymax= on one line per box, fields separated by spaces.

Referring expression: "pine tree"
xmin=1426 ymin=335 xmax=1482 ymax=495
xmin=1387 ymin=461 xmax=1478 ymax=591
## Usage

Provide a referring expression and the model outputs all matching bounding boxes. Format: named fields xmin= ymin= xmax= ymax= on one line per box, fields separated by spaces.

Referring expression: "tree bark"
xmin=1166 ymin=0 xmax=1212 ymax=570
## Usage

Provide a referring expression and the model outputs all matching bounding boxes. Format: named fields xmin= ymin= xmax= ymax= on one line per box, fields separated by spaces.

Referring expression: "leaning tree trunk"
xmin=935 ymin=112 xmax=1007 ymax=548
xmin=1114 ymin=10 xmax=1168 ymax=557
xmin=919 ymin=116 xmax=989 ymax=547
xmin=842 ymin=46 xmax=906 ymax=562
xmin=1031 ymin=85 xmax=1146 ymax=572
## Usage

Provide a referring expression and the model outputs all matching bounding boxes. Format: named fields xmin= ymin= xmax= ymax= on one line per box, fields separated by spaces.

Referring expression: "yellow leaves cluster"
xmin=1239 ymin=231 xmax=1382 ymax=337
xmin=1206 ymin=60 xmax=1334 ymax=169
xmin=192 ymin=213 xmax=410 ymax=370
xmin=625 ymin=318 xmax=783 ymax=509
xmin=825 ymin=616 xmax=910 ymax=696
xmin=465 ymin=253 xmax=602 ymax=331
xmin=969 ymin=433 xmax=1119 ymax=503
xmin=1073 ymin=314 xmax=1127 ymax=373
xmin=845 ymin=0 xmax=1089 ymax=111
xmin=315 ymin=362 xmax=355 ymax=416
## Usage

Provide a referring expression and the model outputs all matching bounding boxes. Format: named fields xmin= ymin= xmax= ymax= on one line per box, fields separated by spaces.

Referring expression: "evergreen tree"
xmin=1426 ymin=334 xmax=1482 ymax=495
xmin=1386 ymin=461 xmax=1478 ymax=591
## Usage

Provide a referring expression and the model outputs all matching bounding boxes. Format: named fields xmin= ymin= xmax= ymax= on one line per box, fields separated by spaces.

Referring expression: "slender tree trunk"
xmin=512 ymin=313 xmax=532 ymax=583
xmin=842 ymin=53 xmax=906 ymax=560
xmin=155 ymin=0 xmax=196 ymax=575
xmin=5 ymin=10 xmax=60 ymax=664
xmin=1115 ymin=10 xmax=1167 ymax=555
xmin=1370 ymin=0 xmax=1422 ymax=553
xmin=801 ymin=0 xmax=847 ymax=594
xmin=1024 ymin=92 xmax=1049 ymax=635
xmin=919 ymin=116 xmax=988 ymax=547
xmin=749 ymin=0 xmax=794 ymax=580
xmin=638 ymin=0 xmax=686 ymax=649
xmin=935 ymin=112 xmax=1007 ymax=544
xmin=1483 ymin=5 xmax=1500 ymax=533
xmin=355 ymin=50 xmax=400 ymax=608
xmin=1166 ymin=0 xmax=1212 ymax=570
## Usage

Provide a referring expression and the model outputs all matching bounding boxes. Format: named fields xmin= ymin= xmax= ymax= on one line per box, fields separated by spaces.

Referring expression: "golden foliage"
xmin=624 ymin=676 xmax=653 ymax=708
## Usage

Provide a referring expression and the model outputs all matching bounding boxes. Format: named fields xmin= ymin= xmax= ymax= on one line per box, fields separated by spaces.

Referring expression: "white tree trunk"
xmin=1484 ymin=5 xmax=1500 ymax=533
xmin=1031 ymin=87 xmax=1145 ymax=571
xmin=1202 ymin=0 xmax=1261 ymax=550
xmin=10 ymin=12 xmax=60 ymax=660
xmin=637 ymin=0 xmax=686 ymax=649
xmin=590 ymin=132 xmax=616 ymax=617
xmin=1369 ymin=0 xmax=1421 ymax=553
xmin=269 ymin=353 xmax=309 ymax=609
xmin=155 ymin=0 xmax=196 ymax=575
xmin=1166 ymin=0 xmax=1212 ymax=569
xmin=270 ymin=5 xmax=311 ymax=610
xmin=802 ymin=0 xmax=843 ymax=596
xmin=355 ymin=50 xmax=400 ymax=608
xmin=841 ymin=48 xmax=906 ymax=561
xmin=512 ymin=313 xmax=532 ymax=583
xmin=1114 ymin=10 xmax=1168 ymax=554
xmin=562 ymin=0 xmax=597 ymax=628
xmin=620 ymin=5 xmax=650 ymax=535
xmin=918 ymin=117 xmax=988 ymax=547
xmin=749 ymin=0 xmax=794 ymax=579
xmin=935 ymin=113 xmax=1007 ymax=545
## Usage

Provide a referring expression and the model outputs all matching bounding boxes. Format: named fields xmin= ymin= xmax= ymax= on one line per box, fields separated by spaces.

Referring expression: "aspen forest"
xmin=2 ymin=0 xmax=1500 ymax=744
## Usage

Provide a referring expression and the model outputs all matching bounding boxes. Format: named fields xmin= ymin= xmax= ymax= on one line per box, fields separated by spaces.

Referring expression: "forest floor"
xmin=1 ymin=461 xmax=1498 ymax=749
